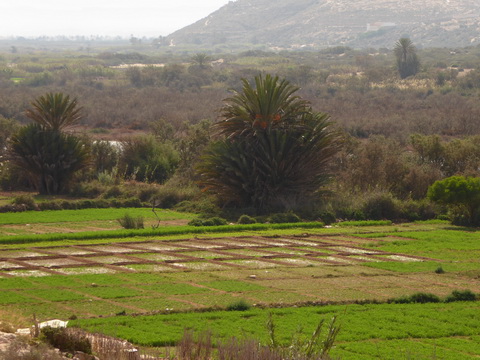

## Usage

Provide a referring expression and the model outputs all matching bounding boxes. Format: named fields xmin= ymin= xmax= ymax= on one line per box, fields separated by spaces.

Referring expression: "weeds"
xmin=176 ymin=314 xmax=339 ymax=360
xmin=389 ymin=290 xmax=478 ymax=304
xmin=226 ymin=300 xmax=251 ymax=311
xmin=444 ymin=289 xmax=477 ymax=302
xmin=117 ymin=213 xmax=145 ymax=229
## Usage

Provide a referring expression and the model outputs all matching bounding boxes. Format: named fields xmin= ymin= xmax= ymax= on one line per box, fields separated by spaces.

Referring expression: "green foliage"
xmin=71 ymin=303 xmax=480 ymax=353
xmin=226 ymin=299 xmax=251 ymax=311
xmin=394 ymin=38 xmax=420 ymax=79
xmin=11 ymin=195 xmax=37 ymax=210
xmin=389 ymin=292 xmax=441 ymax=304
xmin=9 ymin=124 xmax=91 ymax=194
xmin=24 ymin=92 xmax=83 ymax=131
xmin=361 ymin=192 xmax=400 ymax=220
xmin=119 ymin=135 xmax=179 ymax=183
xmin=41 ymin=327 xmax=92 ymax=354
xmin=91 ymin=140 xmax=119 ymax=175
xmin=428 ymin=175 xmax=480 ymax=226
xmin=444 ymin=290 xmax=477 ymax=302
xmin=267 ymin=312 xmax=340 ymax=360
xmin=188 ymin=216 xmax=228 ymax=226
xmin=0 ymin=117 xmax=19 ymax=157
xmin=269 ymin=212 xmax=301 ymax=223
xmin=117 ymin=213 xmax=145 ymax=229
xmin=198 ymin=74 xmax=341 ymax=213
xmin=237 ymin=214 xmax=257 ymax=224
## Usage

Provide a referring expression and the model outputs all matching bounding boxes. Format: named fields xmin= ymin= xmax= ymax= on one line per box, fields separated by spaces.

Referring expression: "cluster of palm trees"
xmin=9 ymin=75 xmax=341 ymax=212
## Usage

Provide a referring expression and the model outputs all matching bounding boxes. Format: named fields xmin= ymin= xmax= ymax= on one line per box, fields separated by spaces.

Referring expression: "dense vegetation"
xmin=3 ymin=41 xmax=480 ymax=223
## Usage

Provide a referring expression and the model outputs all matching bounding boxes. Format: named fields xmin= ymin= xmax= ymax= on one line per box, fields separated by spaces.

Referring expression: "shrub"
xmin=390 ymin=292 xmax=441 ymax=304
xmin=238 ymin=214 xmax=257 ymax=224
xmin=435 ymin=266 xmax=445 ymax=274
xmin=226 ymin=300 xmax=251 ymax=311
xmin=362 ymin=192 xmax=400 ymax=220
xmin=118 ymin=135 xmax=179 ymax=183
xmin=188 ymin=217 xmax=228 ymax=227
xmin=38 ymin=201 xmax=63 ymax=211
xmin=69 ymin=181 xmax=105 ymax=198
xmin=103 ymin=185 xmax=124 ymax=199
xmin=120 ymin=197 xmax=143 ymax=208
xmin=117 ymin=213 xmax=144 ymax=229
xmin=41 ymin=326 xmax=92 ymax=354
xmin=151 ymin=185 xmax=198 ymax=208
xmin=11 ymin=195 xmax=37 ymax=210
xmin=175 ymin=198 xmax=222 ymax=217
xmin=269 ymin=212 xmax=301 ymax=223
xmin=445 ymin=290 xmax=477 ymax=302
xmin=318 ymin=211 xmax=336 ymax=225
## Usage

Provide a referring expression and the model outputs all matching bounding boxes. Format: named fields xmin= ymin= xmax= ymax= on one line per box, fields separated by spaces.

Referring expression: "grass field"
xmin=70 ymin=302 xmax=480 ymax=359
xmin=0 ymin=209 xmax=479 ymax=359
xmin=0 ymin=208 xmax=195 ymax=236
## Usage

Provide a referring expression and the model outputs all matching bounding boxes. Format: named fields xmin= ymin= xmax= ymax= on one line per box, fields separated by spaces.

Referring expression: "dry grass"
xmin=0 ymin=309 xmax=30 ymax=333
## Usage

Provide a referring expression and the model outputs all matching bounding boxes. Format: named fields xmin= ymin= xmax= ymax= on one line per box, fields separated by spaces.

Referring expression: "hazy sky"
xmin=0 ymin=0 xmax=231 ymax=38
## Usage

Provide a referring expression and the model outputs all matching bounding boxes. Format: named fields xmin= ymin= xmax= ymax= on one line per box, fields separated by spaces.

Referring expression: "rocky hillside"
xmin=167 ymin=0 xmax=480 ymax=49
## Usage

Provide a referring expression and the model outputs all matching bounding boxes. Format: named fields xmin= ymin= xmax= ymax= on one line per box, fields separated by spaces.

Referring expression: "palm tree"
xmin=9 ymin=93 xmax=90 ymax=194
xmin=24 ymin=92 xmax=83 ymax=131
xmin=216 ymin=74 xmax=310 ymax=139
xmin=9 ymin=124 xmax=91 ymax=194
xmin=394 ymin=38 xmax=420 ymax=79
xmin=191 ymin=53 xmax=211 ymax=69
xmin=197 ymin=74 xmax=341 ymax=213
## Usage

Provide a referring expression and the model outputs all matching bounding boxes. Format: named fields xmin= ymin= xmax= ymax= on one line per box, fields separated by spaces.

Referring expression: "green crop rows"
xmin=1 ymin=217 xmax=480 ymax=359
xmin=70 ymin=302 xmax=480 ymax=358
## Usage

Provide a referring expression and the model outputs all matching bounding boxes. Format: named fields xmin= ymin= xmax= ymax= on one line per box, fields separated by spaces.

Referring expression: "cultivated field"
xmin=0 ymin=211 xmax=479 ymax=359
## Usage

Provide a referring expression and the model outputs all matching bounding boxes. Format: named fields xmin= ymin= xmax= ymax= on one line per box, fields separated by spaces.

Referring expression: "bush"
xmin=103 ymin=185 xmax=124 ymax=199
xmin=118 ymin=135 xmax=179 ymax=183
xmin=11 ymin=195 xmax=37 ymax=210
xmin=237 ymin=214 xmax=257 ymax=224
xmin=226 ymin=300 xmax=251 ymax=311
xmin=175 ymin=198 xmax=222 ymax=217
xmin=445 ymin=290 xmax=477 ymax=302
xmin=362 ymin=192 xmax=400 ymax=220
xmin=117 ymin=213 xmax=144 ymax=229
xmin=269 ymin=212 xmax=301 ymax=223
xmin=38 ymin=201 xmax=63 ymax=211
xmin=41 ymin=326 xmax=92 ymax=354
xmin=120 ymin=197 xmax=143 ymax=208
xmin=390 ymin=292 xmax=441 ymax=304
xmin=188 ymin=217 xmax=228 ymax=226
xmin=318 ymin=211 xmax=336 ymax=225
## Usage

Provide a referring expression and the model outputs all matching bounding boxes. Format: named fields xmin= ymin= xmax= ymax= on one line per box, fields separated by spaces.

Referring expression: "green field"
xmin=0 ymin=210 xmax=479 ymax=359
xmin=70 ymin=302 xmax=480 ymax=359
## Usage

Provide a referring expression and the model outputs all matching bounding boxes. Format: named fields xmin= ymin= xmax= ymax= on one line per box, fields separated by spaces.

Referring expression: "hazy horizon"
xmin=0 ymin=0 xmax=231 ymax=38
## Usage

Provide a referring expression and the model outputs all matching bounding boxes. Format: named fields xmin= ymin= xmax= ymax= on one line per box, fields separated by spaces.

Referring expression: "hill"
xmin=167 ymin=0 xmax=480 ymax=49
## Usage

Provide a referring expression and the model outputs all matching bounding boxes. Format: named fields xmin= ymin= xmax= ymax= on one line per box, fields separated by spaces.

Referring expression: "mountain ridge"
xmin=167 ymin=0 xmax=480 ymax=49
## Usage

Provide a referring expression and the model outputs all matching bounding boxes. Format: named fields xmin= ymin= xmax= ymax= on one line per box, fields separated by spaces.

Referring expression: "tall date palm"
xmin=24 ymin=92 xmax=83 ymax=131
xmin=197 ymin=74 xmax=341 ymax=212
xmin=9 ymin=92 xmax=90 ymax=194
xmin=394 ymin=38 xmax=420 ymax=79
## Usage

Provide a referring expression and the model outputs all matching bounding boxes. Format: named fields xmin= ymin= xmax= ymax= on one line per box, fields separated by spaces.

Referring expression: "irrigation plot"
xmin=2 ymin=233 xmax=478 ymax=320
xmin=0 ymin=235 xmax=433 ymax=277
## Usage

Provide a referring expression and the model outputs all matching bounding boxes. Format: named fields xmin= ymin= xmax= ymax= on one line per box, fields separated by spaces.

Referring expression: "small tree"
xmin=427 ymin=175 xmax=480 ymax=226
xmin=394 ymin=38 xmax=420 ymax=79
